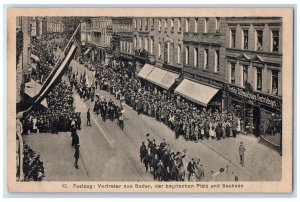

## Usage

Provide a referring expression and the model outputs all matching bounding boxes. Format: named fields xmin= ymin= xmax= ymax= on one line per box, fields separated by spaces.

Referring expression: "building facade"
xmin=150 ymin=17 xmax=185 ymax=73
xmin=30 ymin=17 xmax=39 ymax=37
xmin=182 ymin=17 xmax=227 ymax=110
xmin=111 ymin=17 xmax=134 ymax=69
xmin=47 ymin=17 xmax=65 ymax=33
xmin=224 ymin=17 xmax=282 ymax=150
xmin=132 ymin=17 xmax=153 ymax=71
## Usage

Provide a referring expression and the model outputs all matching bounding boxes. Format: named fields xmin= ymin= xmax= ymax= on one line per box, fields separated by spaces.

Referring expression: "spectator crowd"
xmin=79 ymin=62 xmax=242 ymax=142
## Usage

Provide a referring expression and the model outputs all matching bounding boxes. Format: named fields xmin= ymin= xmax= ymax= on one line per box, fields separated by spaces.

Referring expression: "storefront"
xmin=182 ymin=72 xmax=225 ymax=111
xmin=174 ymin=78 xmax=221 ymax=109
xmin=138 ymin=64 xmax=180 ymax=91
xmin=226 ymin=84 xmax=282 ymax=152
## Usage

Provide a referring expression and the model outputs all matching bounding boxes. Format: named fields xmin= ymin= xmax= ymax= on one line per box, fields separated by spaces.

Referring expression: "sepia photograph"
xmin=6 ymin=7 xmax=293 ymax=193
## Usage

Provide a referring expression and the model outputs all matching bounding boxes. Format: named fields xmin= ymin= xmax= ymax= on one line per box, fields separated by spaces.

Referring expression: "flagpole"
xmin=62 ymin=23 xmax=81 ymax=54
xmin=20 ymin=23 xmax=81 ymax=113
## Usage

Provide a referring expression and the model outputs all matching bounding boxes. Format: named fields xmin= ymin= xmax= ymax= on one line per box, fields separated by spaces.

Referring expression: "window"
xmin=133 ymin=19 xmax=137 ymax=29
xmin=256 ymin=30 xmax=263 ymax=51
xmin=139 ymin=19 xmax=142 ymax=30
xmin=204 ymin=18 xmax=208 ymax=33
xmin=139 ymin=38 xmax=142 ymax=49
xmin=231 ymin=63 xmax=235 ymax=84
xmin=230 ymin=29 xmax=236 ymax=48
xmin=185 ymin=47 xmax=189 ymax=65
xmin=145 ymin=19 xmax=148 ymax=29
xmin=242 ymin=65 xmax=248 ymax=87
xmin=164 ymin=19 xmax=167 ymax=30
xmin=158 ymin=42 xmax=162 ymax=58
xmin=129 ymin=42 xmax=132 ymax=53
xmin=194 ymin=18 xmax=198 ymax=33
xmin=167 ymin=42 xmax=170 ymax=63
xmin=204 ymin=49 xmax=208 ymax=69
xmin=243 ymin=30 xmax=248 ymax=49
xmin=214 ymin=50 xmax=220 ymax=72
xmin=177 ymin=45 xmax=181 ymax=64
xmin=257 ymin=67 xmax=262 ymax=91
xmin=216 ymin=17 xmax=220 ymax=32
xmin=271 ymin=30 xmax=279 ymax=52
xmin=185 ymin=18 xmax=189 ymax=32
xmin=171 ymin=19 xmax=174 ymax=31
xmin=151 ymin=18 xmax=154 ymax=28
xmin=134 ymin=38 xmax=137 ymax=48
xmin=150 ymin=37 xmax=154 ymax=54
xmin=271 ymin=70 xmax=279 ymax=95
xmin=158 ymin=19 xmax=161 ymax=31
xmin=194 ymin=48 xmax=198 ymax=67
xmin=144 ymin=38 xmax=148 ymax=51
xmin=178 ymin=18 xmax=182 ymax=32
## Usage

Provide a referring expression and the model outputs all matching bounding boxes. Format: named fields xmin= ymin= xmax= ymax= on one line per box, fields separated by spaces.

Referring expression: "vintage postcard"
xmin=6 ymin=7 xmax=293 ymax=193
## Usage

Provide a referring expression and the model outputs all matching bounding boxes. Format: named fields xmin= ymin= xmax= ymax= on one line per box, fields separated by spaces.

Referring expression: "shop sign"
xmin=185 ymin=72 xmax=223 ymax=88
xmin=227 ymin=85 xmax=281 ymax=109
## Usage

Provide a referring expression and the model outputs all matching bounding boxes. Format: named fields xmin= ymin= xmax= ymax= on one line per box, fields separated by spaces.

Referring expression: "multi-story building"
xmin=47 ymin=17 xmax=65 ymax=33
xmin=136 ymin=17 xmax=184 ymax=91
xmin=111 ymin=17 xmax=134 ymax=69
xmin=30 ymin=17 xmax=39 ymax=37
xmin=132 ymin=17 xmax=152 ymax=70
xmin=38 ymin=17 xmax=48 ymax=36
xmin=224 ymin=17 xmax=282 ymax=149
xmin=81 ymin=17 xmax=113 ymax=64
xmin=180 ymin=17 xmax=227 ymax=110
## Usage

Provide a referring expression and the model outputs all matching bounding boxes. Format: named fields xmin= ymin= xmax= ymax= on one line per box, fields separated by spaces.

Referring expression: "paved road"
xmin=23 ymin=60 xmax=282 ymax=182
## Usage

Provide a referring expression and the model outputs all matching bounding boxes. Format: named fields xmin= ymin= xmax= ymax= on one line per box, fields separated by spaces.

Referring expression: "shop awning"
xmin=137 ymin=63 xmax=155 ymax=79
xmin=84 ymin=48 xmax=91 ymax=55
xmin=30 ymin=53 xmax=40 ymax=62
xmin=25 ymin=80 xmax=48 ymax=108
xmin=145 ymin=67 xmax=179 ymax=90
xmin=174 ymin=79 xmax=219 ymax=107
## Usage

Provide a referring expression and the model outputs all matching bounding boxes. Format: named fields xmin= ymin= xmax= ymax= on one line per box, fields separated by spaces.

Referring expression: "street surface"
xmin=23 ymin=60 xmax=282 ymax=182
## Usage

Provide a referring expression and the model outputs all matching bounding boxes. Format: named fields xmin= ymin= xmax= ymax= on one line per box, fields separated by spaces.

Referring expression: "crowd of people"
xmin=21 ymin=36 xmax=81 ymax=135
xmin=69 ymin=70 xmax=126 ymax=130
xmin=139 ymin=136 xmax=186 ymax=181
xmin=21 ymin=81 xmax=80 ymax=135
xmin=87 ymin=62 xmax=242 ymax=142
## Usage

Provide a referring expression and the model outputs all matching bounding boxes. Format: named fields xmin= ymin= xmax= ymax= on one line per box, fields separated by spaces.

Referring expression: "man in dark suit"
xmin=187 ymin=158 xmax=195 ymax=181
xmin=239 ymin=142 xmax=246 ymax=167
xmin=74 ymin=144 xmax=80 ymax=169
xmin=139 ymin=141 xmax=147 ymax=163
xmin=86 ymin=108 xmax=91 ymax=126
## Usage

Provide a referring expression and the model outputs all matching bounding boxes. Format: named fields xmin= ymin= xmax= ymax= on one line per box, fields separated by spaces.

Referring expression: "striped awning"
xmin=174 ymin=79 xmax=219 ymax=107
xmin=137 ymin=63 xmax=155 ymax=79
xmin=145 ymin=67 xmax=179 ymax=90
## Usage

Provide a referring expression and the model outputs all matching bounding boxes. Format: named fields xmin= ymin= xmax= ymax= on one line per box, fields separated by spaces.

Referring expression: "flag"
xmin=37 ymin=23 xmax=81 ymax=98
xmin=33 ymin=44 xmax=77 ymax=105
xmin=19 ymin=23 xmax=81 ymax=112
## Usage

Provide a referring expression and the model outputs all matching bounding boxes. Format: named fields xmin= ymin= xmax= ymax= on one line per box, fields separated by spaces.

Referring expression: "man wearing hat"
xmin=86 ymin=108 xmax=91 ymax=126
xmin=139 ymin=141 xmax=147 ymax=163
xmin=187 ymin=158 xmax=195 ymax=181
xmin=74 ymin=144 xmax=80 ymax=169
xmin=239 ymin=142 xmax=246 ymax=167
